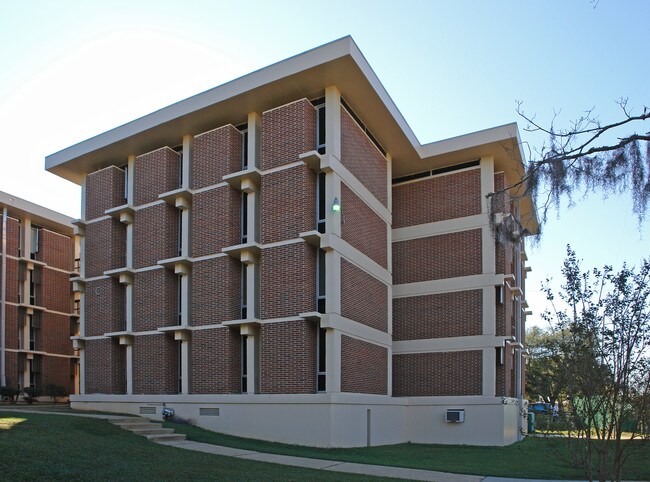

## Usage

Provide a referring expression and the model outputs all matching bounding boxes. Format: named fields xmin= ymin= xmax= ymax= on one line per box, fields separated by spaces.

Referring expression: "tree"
xmin=525 ymin=326 xmax=563 ymax=405
xmin=542 ymin=246 xmax=650 ymax=482
xmin=487 ymin=101 xmax=650 ymax=236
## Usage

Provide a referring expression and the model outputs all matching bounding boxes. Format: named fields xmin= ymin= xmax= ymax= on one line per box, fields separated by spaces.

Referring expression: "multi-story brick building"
xmin=0 ymin=191 xmax=80 ymax=396
xmin=46 ymin=37 xmax=537 ymax=446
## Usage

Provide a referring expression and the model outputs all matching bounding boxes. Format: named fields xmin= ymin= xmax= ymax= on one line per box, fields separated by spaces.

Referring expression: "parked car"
xmin=529 ymin=402 xmax=551 ymax=413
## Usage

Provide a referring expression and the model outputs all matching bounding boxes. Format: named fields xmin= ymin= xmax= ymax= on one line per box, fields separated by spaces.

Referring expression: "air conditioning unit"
xmin=445 ymin=409 xmax=465 ymax=423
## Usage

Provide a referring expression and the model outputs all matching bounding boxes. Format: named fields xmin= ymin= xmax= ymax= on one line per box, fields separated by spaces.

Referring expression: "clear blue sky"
xmin=1 ymin=0 xmax=648 ymax=326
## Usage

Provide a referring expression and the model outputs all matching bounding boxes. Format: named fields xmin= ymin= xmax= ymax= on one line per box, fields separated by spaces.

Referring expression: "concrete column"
xmin=480 ymin=156 xmax=495 ymax=215
xmin=325 ymin=329 xmax=341 ymax=393
xmin=246 ymin=331 xmax=259 ymax=394
xmin=245 ymin=262 xmax=256 ymax=319
xmin=247 ymin=190 xmax=258 ymax=244
xmin=126 ymin=345 xmax=133 ymax=395
xmin=79 ymin=349 xmax=86 ymax=394
xmin=22 ymin=218 xmax=32 ymax=260
xmin=182 ymin=135 xmax=193 ymax=189
xmin=482 ymin=287 xmax=496 ymax=336
xmin=247 ymin=112 xmax=261 ymax=169
xmin=180 ymin=274 xmax=190 ymax=326
xmin=180 ymin=340 xmax=189 ymax=394
xmin=127 ymin=155 xmax=135 ymax=205
xmin=325 ymin=251 xmax=341 ymax=315
xmin=80 ymin=174 xmax=87 ymax=221
xmin=125 ymin=284 xmax=133 ymax=332
xmin=325 ymin=86 xmax=341 ymax=161
xmin=482 ymin=347 xmax=496 ymax=397
xmin=180 ymin=208 xmax=190 ymax=258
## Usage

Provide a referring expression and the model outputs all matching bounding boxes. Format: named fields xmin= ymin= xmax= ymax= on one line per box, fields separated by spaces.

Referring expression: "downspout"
xmin=1 ymin=207 xmax=7 ymax=386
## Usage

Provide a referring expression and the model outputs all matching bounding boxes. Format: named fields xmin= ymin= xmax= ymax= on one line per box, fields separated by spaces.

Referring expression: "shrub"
xmin=0 ymin=386 xmax=20 ymax=404
xmin=23 ymin=387 xmax=41 ymax=404
xmin=43 ymin=384 xmax=68 ymax=404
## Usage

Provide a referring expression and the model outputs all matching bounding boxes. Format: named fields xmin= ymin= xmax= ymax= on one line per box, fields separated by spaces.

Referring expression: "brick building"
xmin=0 ymin=191 xmax=80 ymax=396
xmin=46 ymin=37 xmax=537 ymax=446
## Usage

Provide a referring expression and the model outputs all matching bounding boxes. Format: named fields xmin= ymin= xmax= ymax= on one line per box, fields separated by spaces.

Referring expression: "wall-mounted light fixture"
xmin=331 ymin=197 xmax=341 ymax=213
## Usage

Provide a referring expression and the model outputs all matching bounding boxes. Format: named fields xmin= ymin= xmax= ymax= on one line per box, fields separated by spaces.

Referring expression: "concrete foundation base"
xmin=71 ymin=393 xmax=524 ymax=447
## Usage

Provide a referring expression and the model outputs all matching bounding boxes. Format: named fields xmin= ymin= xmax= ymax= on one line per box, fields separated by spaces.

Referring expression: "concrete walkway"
xmin=0 ymin=407 xmax=638 ymax=482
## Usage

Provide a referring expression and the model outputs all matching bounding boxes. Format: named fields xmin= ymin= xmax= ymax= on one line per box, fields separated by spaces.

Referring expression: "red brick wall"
xmin=192 ymin=125 xmax=243 ymax=189
xmin=340 ymin=259 xmax=388 ymax=332
xmin=5 ymin=305 xmax=18 ymax=349
xmin=84 ymin=219 xmax=126 ymax=277
xmin=133 ymin=334 xmax=178 ymax=394
xmin=133 ymin=203 xmax=178 ymax=268
xmin=261 ymin=99 xmax=316 ymax=171
xmin=340 ymin=107 xmax=388 ymax=206
xmin=134 ymin=148 xmax=180 ymax=206
xmin=393 ymin=229 xmax=482 ymax=284
xmin=393 ymin=350 xmax=482 ymax=396
xmin=5 ymin=352 xmax=18 ymax=388
xmin=191 ymin=187 xmax=240 ymax=257
xmin=41 ymin=356 xmax=73 ymax=393
xmin=6 ymin=217 xmax=20 ymax=257
xmin=260 ymin=320 xmax=316 ymax=394
xmin=261 ymin=165 xmax=316 ymax=244
xmin=36 ymin=229 xmax=72 ymax=271
xmin=261 ymin=243 xmax=316 ymax=319
xmin=4 ymin=258 xmax=19 ymax=303
xmin=393 ymin=168 xmax=482 ymax=228
xmin=190 ymin=327 xmax=241 ymax=394
xmin=84 ymin=278 xmax=125 ymax=336
xmin=85 ymin=166 xmax=126 ymax=220
xmin=340 ymin=336 xmax=387 ymax=395
xmin=341 ymin=184 xmax=387 ymax=268
xmin=85 ymin=338 xmax=126 ymax=394
xmin=191 ymin=257 xmax=240 ymax=325
xmin=393 ymin=290 xmax=483 ymax=340
xmin=133 ymin=269 xmax=177 ymax=331
xmin=40 ymin=268 xmax=72 ymax=313
xmin=40 ymin=312 xmax=74 ymax=356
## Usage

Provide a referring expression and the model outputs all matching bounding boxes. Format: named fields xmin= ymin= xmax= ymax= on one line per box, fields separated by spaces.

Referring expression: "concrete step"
xmin=110 ymin=417 xmax=144 ymax=424
xmin=145 ymin=433 xmax=187 ymax=442
xmin=129 ymin=427 xmax=175 ymax=436
xmin=114 ymin=422 xmax=163 ymax=430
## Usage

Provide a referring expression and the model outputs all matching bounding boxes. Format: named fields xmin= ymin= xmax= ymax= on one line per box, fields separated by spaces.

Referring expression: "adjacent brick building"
xmin=46 ymin=37 xmax=537 ymax=447
xmin=0 ymin=192 xmax=79 ymax=395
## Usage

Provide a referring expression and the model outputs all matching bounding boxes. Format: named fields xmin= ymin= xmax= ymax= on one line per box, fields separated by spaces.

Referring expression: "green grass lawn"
xmin=0 ymin=412 xmax=397 ymax=481
xmin=163 ymin=420 xmax=650 ymax=480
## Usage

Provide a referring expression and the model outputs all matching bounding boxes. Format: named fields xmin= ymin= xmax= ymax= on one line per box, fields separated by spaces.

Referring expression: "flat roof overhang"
xmin=45 ymin=36 xmax=419 ymax=184
xmin=0 ymin=191 xmax=74 ymax=234
xmin=45 ymin=36 xmax=538 ymax=234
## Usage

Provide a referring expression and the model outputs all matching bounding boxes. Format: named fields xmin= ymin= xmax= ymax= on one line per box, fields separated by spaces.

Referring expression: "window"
xmin=28 ymin=314 xmax=35 ymax=351
xmin=316 ymin=249 xmax=326 ymax=314
xmin=177 ymin=277 xmax=183 ymax=325
xmin=315 ymin=103 xmax=326 ymax=154
xmin=178 ymin=150 xmax=184 ymax=188
xmin=30 ymin=226 xmax=39 ymax=260
xmin=28 ymin=269 xmax=36 ymax=306
xmin=177 ymin=211 xmax=183 ymax=257
xmin=316 ymin=172 xmax=326 ymax=233
xmin=317 ymin=327 xmax=326 ymax=392
xmin=241 ymin=335 xmax=248 ymax=393
xmin=241 ymin=192 xmax=248 ymax=244
xmin=123 ymin=165 xmax=129 ymax=200
xmin=241 ymin=264 xmax=247 ymax=319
